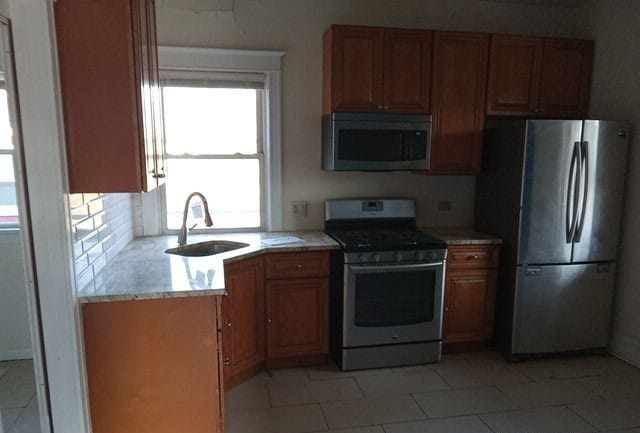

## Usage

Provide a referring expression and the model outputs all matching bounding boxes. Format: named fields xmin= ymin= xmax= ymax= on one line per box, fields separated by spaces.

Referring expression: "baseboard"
xmin=0 ymin=349 xmax=33 ymax=361
xmin=609 ymin=327 xmax=640 ymax=368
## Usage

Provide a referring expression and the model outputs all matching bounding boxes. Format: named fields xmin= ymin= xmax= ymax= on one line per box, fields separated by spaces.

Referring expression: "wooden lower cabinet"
xmin=443 ymin=245 xmax=500 ymax=345
xmin=266 ymin=278 xmax=329 ymax=367
xmin=221 ymin=256 xmax=265 ymax=388
xmin=82 ymin=296 xmax=224 ymax=433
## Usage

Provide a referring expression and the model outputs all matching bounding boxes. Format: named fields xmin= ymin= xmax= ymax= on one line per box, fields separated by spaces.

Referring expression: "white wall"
xmin=0 ymin=230 xmax=31 ymax=360
xmin=576 ymin=0 xmax=640 ymax=366
xmin=155 ymin=0 xmax=583 ymax=230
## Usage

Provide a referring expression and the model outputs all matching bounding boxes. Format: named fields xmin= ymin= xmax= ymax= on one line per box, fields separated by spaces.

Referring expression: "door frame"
xmin=6 ymin=1 xmax=91 ymax=432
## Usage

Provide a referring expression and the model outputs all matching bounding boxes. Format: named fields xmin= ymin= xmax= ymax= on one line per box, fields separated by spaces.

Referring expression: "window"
xmin=0 ymin=78 xmax=19 ymax=228
xmin=161 ymin=75 xmax=265 ymax=231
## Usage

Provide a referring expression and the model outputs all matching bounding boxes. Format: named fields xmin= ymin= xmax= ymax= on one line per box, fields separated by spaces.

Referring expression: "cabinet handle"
xmin=223 ymin=356 xmax=230 ymax=366
xmin=225 ymin=320 xmax=232 ymax=328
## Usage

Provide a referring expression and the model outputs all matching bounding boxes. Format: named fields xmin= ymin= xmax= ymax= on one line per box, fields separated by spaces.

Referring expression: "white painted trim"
xmin=8 ymin=1 xmax=90 ymax=433
xmin=157 ymin=46 xmax=284 ymax=232
xmin=0 ymin=349 xmax=32 ymax=361
xmin=158 ymin=46 xmax=285 ymax=72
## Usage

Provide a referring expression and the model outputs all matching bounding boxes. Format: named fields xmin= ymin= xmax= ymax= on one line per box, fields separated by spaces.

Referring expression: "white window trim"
xmin=157 ymin=46 xmax=285 ymax=232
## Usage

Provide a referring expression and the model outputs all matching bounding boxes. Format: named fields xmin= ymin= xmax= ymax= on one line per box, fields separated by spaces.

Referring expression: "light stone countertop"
xmin=78 ymin=232 xmax=339 ymax=304
xmin=424 ymin=227 xmax=503 ymax=246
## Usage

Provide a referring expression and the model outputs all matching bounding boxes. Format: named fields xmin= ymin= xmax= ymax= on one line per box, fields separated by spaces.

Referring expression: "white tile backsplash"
xmin=69 ymin=193 xmax=135 ymax=293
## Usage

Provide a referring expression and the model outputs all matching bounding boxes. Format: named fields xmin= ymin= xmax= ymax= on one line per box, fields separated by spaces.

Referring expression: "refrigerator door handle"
xmin=575 ymin=141 xmax=589 ymax=242
xmin=566 ymin=141 xmax=581 ymax=243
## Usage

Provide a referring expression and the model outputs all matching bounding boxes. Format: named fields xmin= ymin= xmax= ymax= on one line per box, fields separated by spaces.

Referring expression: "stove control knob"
xmin=427 ymin=251 xmax=436 ymax=260
xmin=393 ymin=252 xmax=401 ymax=261
xmin=416 ymin=251 xmax=424 ymax=260
xmin=372 ymin=253 xmax=381 ymax=262
xmin=359 ymin=254 xmax=368 ymax=262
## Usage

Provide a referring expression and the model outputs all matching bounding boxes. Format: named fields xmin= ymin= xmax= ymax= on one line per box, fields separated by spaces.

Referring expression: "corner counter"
xmin=78 ymin=232 xmax=339 ymax=303
xmin=425 ymin=227 xmax=503 ymax=246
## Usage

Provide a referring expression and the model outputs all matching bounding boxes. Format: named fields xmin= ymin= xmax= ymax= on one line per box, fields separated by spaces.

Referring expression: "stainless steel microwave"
xmin=322 ymin=112 xmax=432 ymax=171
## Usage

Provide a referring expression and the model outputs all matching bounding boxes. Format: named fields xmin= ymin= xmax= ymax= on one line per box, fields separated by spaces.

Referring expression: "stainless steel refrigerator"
xmin=476 ymin=119 xmax=630 ymax=356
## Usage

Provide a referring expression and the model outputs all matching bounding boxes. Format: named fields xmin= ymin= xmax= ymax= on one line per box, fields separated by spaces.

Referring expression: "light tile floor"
xmin=226 ymin=352 xmax=640 ymax=433
xmin=0 ymin=360 xmax=40 ymax=433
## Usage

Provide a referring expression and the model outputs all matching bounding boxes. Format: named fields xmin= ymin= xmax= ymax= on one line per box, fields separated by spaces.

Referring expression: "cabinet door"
xmin=266 ymin=278 xmax=329 ymax=360
xmin=429 ymin=32 xmax=489 ymax=174
xmin=444 ymin=269 xmax=498 ymax=343
xmin=536 ymin=39 xmax=593 ymax=117
xmin=486 ymin=35 xmax=543 ymax=116
xmin=382 ymin=29 xmax=432 ymax=113
xmin=221 ymin=256 xmax=265 ymax=388
xmin=324 ymin=25 xmax=384 ymax=113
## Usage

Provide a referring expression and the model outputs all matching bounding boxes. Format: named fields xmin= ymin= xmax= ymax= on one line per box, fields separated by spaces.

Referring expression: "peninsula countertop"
xmin=78 ymin=232 xmax=340 ymax=304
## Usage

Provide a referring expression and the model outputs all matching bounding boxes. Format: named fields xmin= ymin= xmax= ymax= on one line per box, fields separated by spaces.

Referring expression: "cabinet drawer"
xmin=448 ymin=245 xmax=500 ymax=269
xmin=266 ymin=252 xmax=330 ymax=279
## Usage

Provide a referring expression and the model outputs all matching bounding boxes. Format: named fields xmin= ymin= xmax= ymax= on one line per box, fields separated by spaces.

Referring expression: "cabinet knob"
xmin=223 ymin=356 xmax=230 ymax=366
xmin=225 ymin=320 xmax=232 ymax=328
xmin=444 ymin=306 xmax=449 ymax=313
xmin=473 ymin=255 xmax=479 ymax=259
xmin=296 ymin=264 xmax=303 ymax=269
xmin=384 ymin=106 xmax=390 ymax=110
xmin=377 ymin=105 xmax=383 ymax=110
xmin=267 ymin=318 xmax=272 ymax=324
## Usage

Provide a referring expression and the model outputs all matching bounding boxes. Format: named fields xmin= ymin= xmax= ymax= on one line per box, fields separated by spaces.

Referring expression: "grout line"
xmin=565 ymin=404 xmax=600 ymax=431
xmin=477 ymin=414 xmax=498 ymax=433
xmin=408 ymin=392 xmax=429 ymax=419
xmin=317 ymin=401 xmax=331 ymax=431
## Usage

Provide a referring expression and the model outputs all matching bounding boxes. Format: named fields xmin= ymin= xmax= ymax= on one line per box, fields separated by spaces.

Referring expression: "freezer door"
xmin=511 ymin=263 xmax=615 ymax=355
xmin=572 ymin=121 xmax=629 ymax=263
xmin=518 ymin=120 xmax=583 ymax=264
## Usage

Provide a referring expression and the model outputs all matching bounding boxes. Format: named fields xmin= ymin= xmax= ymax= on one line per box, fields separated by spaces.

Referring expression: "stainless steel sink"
xmin=164 ymin=240 xmax=249 ymax=257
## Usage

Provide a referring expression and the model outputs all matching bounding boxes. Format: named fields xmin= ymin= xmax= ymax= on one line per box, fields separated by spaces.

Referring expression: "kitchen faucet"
xmin=178 ymin=192 xmax=213 ymax=246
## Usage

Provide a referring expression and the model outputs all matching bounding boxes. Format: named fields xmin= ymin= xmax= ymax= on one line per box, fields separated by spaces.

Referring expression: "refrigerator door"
xmin=518 ymin=120 xmax=583 ymax=265
xmin=511 ymin=263 xmax=615 ymax=354
xmin=572 ymin=121 xmax=629 ymax=263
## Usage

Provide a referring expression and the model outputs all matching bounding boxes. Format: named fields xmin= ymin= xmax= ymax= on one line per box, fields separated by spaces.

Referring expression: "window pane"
xmin=165 ymin=159 xmax=261 ymax=230
xmin=0 ymin=154 xmax=18 ymax=225
xmin=0 ymin=89 xmax=13 ymax=150
xmin=163 ymin=87 xmax=258 ymax=155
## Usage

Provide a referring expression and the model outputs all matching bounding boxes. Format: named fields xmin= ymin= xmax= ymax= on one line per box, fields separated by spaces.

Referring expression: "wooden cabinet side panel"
xmin=266 ymin=278 xmax=329 ymax=359
xmin=429 ymin=32 xmax=489 ymax=174
xmin=222 ymin=256 xmax=265 ymax=387
xmin=82 ymin=297 xmax=221 ymax=433
xmin=537 ymin=39 xmax=593 ymax=117
xmin=383 ymin=29 xmax=432 ymax=113
xmin=486 ymin=35 xmax=542 ymax=115
xmin=55 ymin=0 xmax=144 ymax=193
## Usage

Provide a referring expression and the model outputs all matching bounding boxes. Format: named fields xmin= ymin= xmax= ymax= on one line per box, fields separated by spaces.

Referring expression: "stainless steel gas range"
xmin=325 ymin=198 xmax=448 ymax=371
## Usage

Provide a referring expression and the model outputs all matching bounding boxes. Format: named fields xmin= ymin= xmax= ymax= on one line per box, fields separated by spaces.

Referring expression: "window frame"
xmin=159 ymin=79 xmax=266 ymax=233
xmin=0 ymin=77 xmax=20 ymax=230
xmin=151 ymin=46 xmax=285 ymax=235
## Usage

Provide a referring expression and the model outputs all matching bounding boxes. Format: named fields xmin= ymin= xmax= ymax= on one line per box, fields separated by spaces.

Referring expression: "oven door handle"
xmin=347 ymin=261 xmax=445 ymax=273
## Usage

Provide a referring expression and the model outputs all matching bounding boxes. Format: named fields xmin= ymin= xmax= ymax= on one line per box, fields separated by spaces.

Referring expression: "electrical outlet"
xmin=292 ymin=201 xmax=308 ymax=217
xmin=438 ymin=200 xmax=452 ymax=212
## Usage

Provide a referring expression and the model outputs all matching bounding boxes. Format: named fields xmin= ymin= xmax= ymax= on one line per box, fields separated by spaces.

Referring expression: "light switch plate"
xmin=292 ymin=201 xmax=308 ymax=217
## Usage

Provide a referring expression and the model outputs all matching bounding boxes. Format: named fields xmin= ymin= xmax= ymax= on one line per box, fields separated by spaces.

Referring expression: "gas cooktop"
xmin=326 ymin=228 xmax=447 ymax=252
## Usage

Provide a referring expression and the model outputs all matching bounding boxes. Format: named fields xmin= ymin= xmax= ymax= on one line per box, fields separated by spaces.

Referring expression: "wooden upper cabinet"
xmin=537 ymin=39 xmax=593 ymax=117
xmin=323 ymin=25 xmax=431 ymax=114
xmin=383 ymin=29 xmax=432 ymax=113
xmin=486 ymin=35 xmax=543 ymax=116
xmin=487 ymin=35 xmax=593 ymax=117
xmin=429 ymin=32 xmax=489 ymax=174
xmin=324 ymin=25 xmax=384 ymax=113
xmin=221 ymin=256 xmax=265 ymax=389
xmin=55 ymin=0 xmax=165 ymax=193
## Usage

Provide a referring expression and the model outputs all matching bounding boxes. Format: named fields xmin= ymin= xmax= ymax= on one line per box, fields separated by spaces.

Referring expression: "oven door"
xmin=343 ymin=261 xmax=445 ymax=347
